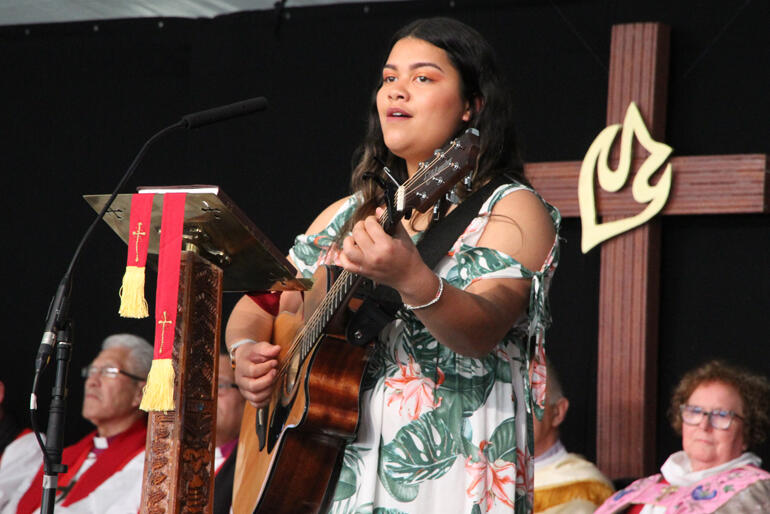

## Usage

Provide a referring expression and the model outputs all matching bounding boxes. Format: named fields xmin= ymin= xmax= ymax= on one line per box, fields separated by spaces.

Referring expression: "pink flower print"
xmin=514 ymin=447 xmax=534 ymax=504
xmin=465 ymin=441 xmax=516 ymax=511
xmin=494 ymin=345 xmax=513 ymax=364
xmin=385 ymin=356 xmax=444 ymax=420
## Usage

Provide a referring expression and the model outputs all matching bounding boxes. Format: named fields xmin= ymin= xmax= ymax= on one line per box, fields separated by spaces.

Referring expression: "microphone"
xmin=35 ymin=95 xmax=270 ymax=375
xmin=36 ymin=280 xmax=69 ymax=373
xmin=181 ymin=97 xmax=268 ymax=129
xmin=33 ymin=95 xmax=269 ymax=514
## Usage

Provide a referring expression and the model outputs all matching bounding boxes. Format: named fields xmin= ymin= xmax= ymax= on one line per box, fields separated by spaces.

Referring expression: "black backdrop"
xmin=2 ymin=0 xmax=768 ymax=475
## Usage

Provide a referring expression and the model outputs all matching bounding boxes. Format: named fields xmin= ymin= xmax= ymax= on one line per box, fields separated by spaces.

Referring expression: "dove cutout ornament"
xmin=579 ymin=101 xmax=673 ymax=253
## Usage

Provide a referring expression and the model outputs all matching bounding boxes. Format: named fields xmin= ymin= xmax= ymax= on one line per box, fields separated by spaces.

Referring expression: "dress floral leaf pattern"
xmin=431 ymin=394 xmax=476 ymax=459
xmin=379 ymin=410 xmax=459 ymax=487
xmin=487 ymin=419 xmax=517 ymax=463
xmin=448 ymin=246 xmax=521 ymax=289
xmin=334 ymin=445 xmax=369 ymax=502
xmin=377 ymin=454 xmax=420 ymax=504
xmin=288 ymin=184 xmax=560 ymax=513
xmin=438 ymin=366 xmax=496 ymax=419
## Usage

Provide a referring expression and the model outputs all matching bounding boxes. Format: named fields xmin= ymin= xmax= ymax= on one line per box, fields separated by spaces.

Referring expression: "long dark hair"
xmin=343 ymin=17 xmax=526 ymax=233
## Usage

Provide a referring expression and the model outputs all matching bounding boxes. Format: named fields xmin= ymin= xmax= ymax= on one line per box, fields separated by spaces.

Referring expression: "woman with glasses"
xmin=596 ymin=360 xmax=770 ymax=513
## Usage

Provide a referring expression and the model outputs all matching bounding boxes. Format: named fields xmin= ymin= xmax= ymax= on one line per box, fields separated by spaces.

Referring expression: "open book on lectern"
xmin=83 ymin=185 xmax=312 ymax=293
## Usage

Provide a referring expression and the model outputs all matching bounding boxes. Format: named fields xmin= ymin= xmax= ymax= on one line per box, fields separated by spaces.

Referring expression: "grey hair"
xmin=101 ymin=333 xmax=153 ymax=378
xmin=546 ymin=356 xmax=565 ymax=404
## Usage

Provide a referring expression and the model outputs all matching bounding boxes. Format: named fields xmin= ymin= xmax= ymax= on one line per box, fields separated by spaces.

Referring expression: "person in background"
xmin=0 ymin=333 xmax=152 ymax=514
xmin=532 ymin=359 xmax=613 ymax=513
xmin=596 ymin=360 xmax=770 ymax=513
xmin=213 ymin=349 xmax=245 ymax=514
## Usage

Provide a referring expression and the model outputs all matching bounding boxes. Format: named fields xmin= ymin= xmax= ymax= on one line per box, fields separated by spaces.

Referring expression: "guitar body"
xmin=233 ymin=266 xmax=373 ymax=514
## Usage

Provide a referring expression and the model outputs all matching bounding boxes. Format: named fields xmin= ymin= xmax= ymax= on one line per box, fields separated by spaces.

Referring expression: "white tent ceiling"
xmin=0 ymin=0 xmax=406 ymax=26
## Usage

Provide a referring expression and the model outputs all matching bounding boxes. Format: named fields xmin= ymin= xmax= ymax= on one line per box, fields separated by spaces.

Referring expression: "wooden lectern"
xmin=85 ymin=186 xmax=311 ymax=514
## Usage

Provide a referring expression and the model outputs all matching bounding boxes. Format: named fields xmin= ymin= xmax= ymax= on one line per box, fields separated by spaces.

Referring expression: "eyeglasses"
xmin=680 ymin=404 xmax=744 ymax=430
xmin=81 ymin=365 xmax=145 ymax=381
xmin=217 ymin=382 xmax=239 ymax=391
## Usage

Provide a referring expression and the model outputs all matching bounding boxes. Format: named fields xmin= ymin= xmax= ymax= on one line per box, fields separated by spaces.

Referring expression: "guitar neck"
xmin=297 ymin=270 xmax=362 ymax=360
xmin=296 ymin=209 xmax=397 ymax=360
xmin=293 ymin=127 xmax=480 ymax=361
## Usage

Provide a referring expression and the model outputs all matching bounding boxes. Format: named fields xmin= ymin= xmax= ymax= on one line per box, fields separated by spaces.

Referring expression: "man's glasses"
xmin=680 ymin=404 xmax=744 ymax=430
xmin=81 ymin=365 xmax=145 ymax=381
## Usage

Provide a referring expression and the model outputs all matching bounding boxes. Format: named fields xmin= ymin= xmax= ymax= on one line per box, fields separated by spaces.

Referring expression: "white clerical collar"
xmin=535 ymin=440 xmax=567 ymax=468
xmin=660 ymin=450 xmax=762 ymax=487
xmin=93 ymin=436 xmax=109 ymax=450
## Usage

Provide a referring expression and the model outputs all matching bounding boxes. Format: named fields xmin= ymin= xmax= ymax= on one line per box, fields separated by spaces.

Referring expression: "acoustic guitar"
xmin=233 ymin=128 xmax=480 ymax=514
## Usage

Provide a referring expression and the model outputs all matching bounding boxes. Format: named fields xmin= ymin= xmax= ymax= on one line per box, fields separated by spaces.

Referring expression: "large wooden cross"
xmin=524 ymin=22 xmax=769 ymax=479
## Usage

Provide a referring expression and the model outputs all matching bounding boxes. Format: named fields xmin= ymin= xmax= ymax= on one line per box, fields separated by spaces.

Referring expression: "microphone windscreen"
xmin=182 ymin=97 xmax=268 ymax=129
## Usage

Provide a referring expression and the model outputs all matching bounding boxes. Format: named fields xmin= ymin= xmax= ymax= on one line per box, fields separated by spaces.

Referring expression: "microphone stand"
xmin=40 ymin=325 xmax=72 ymax=513
xmin=31 ymin=120 xmax=186 ymax=514
xmin=30 ymin=95 xmax=267 ymax=512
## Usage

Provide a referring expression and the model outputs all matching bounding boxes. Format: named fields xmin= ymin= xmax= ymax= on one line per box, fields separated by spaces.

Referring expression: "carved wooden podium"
xmin=85 ymin=186 xmax=311 ymax=514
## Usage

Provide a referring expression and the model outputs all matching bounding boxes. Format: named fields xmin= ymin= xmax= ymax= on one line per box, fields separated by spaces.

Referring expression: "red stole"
xmin=16 ymin=419 xmax=147 ymax=513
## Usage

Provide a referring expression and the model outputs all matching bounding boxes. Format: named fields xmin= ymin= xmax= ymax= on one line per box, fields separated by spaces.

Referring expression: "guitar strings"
xmin=273 ymin=141 xmax=461 ymax=377
xmin=273 ymin=139 xmax=464 ymax=378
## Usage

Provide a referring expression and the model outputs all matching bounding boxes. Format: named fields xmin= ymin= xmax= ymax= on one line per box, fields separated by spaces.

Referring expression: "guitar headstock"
xmin=396 ymin=128 xmax=480 ymax=214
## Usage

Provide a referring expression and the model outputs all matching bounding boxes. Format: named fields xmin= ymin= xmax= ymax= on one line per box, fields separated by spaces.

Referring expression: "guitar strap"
xmin=345 ymin=175 xmax=510 ymax=345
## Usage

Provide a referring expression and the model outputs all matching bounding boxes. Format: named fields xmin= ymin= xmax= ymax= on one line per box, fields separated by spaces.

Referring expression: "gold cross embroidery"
xmin=158 ymin=311 xmax=173 ymax=353
xmin=132 ymin=222 xmax=147 ymax=263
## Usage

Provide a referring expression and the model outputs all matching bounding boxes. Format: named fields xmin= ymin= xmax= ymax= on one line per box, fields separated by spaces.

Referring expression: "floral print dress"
xmin=288 ymin=182 xmax=560 ymax=514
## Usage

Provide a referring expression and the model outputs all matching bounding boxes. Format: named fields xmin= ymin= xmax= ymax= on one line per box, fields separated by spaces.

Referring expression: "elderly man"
xmin=533 ymin=360 xmax=614 ymax=513
xmin=0 ymin=333 xmax=152 ymax=514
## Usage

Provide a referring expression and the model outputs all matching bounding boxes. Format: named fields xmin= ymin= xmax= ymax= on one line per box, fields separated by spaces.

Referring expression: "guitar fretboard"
xmin=298 ymin=270 xmax=359 ymax=360
xmin=278 ymin=129 xmax=478 ymax=374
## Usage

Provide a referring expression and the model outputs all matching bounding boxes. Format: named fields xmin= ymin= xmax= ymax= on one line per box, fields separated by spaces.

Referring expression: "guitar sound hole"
xmin=280 ymin=351 xmax=301 ymax=406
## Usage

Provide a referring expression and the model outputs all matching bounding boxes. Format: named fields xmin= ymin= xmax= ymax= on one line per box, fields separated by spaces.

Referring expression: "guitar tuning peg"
xmin=445 ymin=188 xmax=461 ymax=204
xmin=464 ymin=172 xmax=473 ymax=191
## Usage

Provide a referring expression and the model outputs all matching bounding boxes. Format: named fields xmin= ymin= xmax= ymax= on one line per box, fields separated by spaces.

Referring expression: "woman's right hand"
xmin=233 ymin=341 xmax=281 ymax=408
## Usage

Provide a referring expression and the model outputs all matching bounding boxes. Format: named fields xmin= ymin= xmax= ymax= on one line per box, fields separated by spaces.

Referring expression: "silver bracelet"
xmin=403 ymin=274 xmax=444 ymax=311
xmin=228 ymin=338 xmax=257 ymax=366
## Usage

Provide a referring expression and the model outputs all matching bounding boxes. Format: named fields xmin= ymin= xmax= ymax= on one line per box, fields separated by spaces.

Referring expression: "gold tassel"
xmin=118 ymin=266 xmax=149 ymax=318
xmin=139 ymin=359 xmax=175 ymax=412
